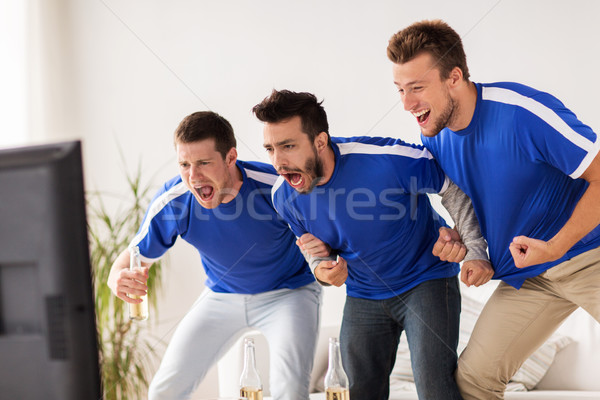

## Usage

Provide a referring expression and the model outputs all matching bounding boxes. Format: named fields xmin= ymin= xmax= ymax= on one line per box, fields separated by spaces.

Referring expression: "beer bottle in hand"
xmin=128 ymin=246 xmax=148 ymax=321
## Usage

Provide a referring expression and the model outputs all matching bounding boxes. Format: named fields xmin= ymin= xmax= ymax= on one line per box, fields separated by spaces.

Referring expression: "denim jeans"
xmin=340 ymin=277 xmax=462 ymax=400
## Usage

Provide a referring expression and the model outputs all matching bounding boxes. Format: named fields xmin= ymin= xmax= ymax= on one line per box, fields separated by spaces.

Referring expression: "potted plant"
xmin=87 ymin=164 xmax=165 ymax=400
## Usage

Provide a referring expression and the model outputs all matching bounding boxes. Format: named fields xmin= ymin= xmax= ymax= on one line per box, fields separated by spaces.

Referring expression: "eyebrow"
xmin=178 ymin=157 xmax=212 ymax=163
xmin=394 ymin=79 xmax=423 ymax=87
xmin=263 ymin=138 xmax=295 ymax=148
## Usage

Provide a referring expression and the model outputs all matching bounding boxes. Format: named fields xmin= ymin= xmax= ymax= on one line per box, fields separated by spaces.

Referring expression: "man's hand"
xmin=461 ymin=260 xmax=494 ymax=287
xmin=433 ymin=227 xmax=467 ymax=263
xmin=296 ymin=233 xmax=331 ymax=258
xmin=107 ymin=249 xmax=150 ymax=304
xmin=109 ymin=267 xmax=150 ymax=303
xmin=314 ymin=257 xmax=347 ymax=287
xmin=108 ymin=266 xmax=149 ymax=303
xmin=509 ymin=236 xmax=562 ymax=269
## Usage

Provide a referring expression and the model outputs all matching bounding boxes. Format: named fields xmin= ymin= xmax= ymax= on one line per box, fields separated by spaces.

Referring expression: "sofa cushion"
xmin=510 ymin=335 xmax=572 ymax=389
xmin=536 ymin=308 xmax=600 ymax=391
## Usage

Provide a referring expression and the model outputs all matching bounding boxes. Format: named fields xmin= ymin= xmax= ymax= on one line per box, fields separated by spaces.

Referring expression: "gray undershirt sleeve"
xmin=300 ymin=247 xmax=334 ymax=287
xmin=440 ymin=179 xmax=489 ymax=263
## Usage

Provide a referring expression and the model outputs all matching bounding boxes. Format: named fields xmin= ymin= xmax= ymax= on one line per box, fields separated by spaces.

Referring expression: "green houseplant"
xmin=87 ymin=164 xmax=165 ymax=400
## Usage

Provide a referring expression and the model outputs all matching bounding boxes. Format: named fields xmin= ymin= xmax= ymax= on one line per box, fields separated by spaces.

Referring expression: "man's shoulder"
xmin=480 ymin=81 xmax=576 ymax=135
xmin=270 ymin=175 xmax=288 ymax=203
xmin=145 ymin=176 xmax=191 ymax=218
xmin=270 ymin=173 xmax=303 ymax=217
xmin=480 ymin=81 xmax=559 ymax=106
xmin=235 ymin=160 xmax=290 ymax=211
xmin=238 ymin=160 xmax=279 ymax=186
xmin=155 ymin=175 xmax=189 ymax=200
xmin=332 ymin=135 xmax=432 ymax=160
xmin=481 ymin=81 xmax=537 ymax=92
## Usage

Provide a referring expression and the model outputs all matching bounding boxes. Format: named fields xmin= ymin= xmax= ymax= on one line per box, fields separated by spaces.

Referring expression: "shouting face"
xmin=263 ymin=116 xmax=324 ymax=194
xmin=177 ymin=138 xmax=238 ymax=208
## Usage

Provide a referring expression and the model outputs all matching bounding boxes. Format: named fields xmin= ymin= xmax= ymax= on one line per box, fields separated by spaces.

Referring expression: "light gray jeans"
xmin=148 ymin=281 xmax=322 ymax=400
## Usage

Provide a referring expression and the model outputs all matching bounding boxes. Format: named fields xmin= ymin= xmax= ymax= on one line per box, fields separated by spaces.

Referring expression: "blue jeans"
xmin=340 ymin=277 xmax=462 ymax=400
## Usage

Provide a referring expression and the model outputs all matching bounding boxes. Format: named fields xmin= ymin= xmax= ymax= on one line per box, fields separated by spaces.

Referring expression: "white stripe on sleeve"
xmin=129 ymin=181 xmax=189 ymax=255
xmin=336 ymin=141 xmax=434 ymax=159
xmin=482 ymin=87 xmax=595 ymax=153
xmin=271 ymin=175 xmax=286 ymax=211
xmin=244 ymin=168 xmax=278 ymax=185
xmin=570 ymin=138 xmax=600 ymax=179
xmin=483 ymin=86 xmax=598 ymax=179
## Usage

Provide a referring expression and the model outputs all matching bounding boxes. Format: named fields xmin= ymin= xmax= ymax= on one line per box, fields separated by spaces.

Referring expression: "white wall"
xmin=0 ymin=0 xmax=27 ymax=147
xmin=19 ymin=0 xmax=600 ymax=396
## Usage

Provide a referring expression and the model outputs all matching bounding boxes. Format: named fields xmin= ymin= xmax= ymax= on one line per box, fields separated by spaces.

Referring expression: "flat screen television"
xmin=0 ymin=141 xmax=102 ymax=399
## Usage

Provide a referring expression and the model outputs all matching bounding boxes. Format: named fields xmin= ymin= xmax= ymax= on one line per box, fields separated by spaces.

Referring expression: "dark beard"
xmin=301 ymin=147 xmax=324 ymax=194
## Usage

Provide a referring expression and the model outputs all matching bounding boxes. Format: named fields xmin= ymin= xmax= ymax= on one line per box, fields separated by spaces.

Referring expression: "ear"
xmin=314 ymin=131 xmax=329 ymax=154
xmin=448 ymin=66 xmax=464 ymax=88
xmin=225 ymin=147 xmax=237 ymax=167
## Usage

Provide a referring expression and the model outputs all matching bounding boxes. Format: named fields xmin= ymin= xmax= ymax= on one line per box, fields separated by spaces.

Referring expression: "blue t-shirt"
xmin=422 ymin=82 xmax=600 ymax=288
xmin=130 ymin=160 xmax=314 ymax=294
xmin=271 ymin=136 xmax=459 ymax=300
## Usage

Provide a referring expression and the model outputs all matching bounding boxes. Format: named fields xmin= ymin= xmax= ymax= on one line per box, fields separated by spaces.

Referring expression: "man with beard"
xmin=107 ymin=111 xmax=327 ymax=400
xmin=387 ymin=20 xmax=600 ymax=400
xmin=252 ymin=89 xmax=493 ymax=400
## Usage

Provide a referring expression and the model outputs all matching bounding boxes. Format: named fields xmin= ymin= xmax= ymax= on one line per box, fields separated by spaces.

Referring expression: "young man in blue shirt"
xmin=253 ymin=89 xmax=492 ymax=400
xmin=107 ymin=111 xmax=326 ymax=400
xmin=388 ymin=19 xmax=600 ymax=400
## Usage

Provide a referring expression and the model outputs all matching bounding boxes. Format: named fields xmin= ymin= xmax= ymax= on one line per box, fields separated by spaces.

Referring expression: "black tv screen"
xmin=0 ymin=141 xmax=102 ymax=399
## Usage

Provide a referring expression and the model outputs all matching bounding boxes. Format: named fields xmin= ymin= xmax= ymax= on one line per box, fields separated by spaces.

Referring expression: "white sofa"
xmin=218 ymin=282 xmax=600 ymax=400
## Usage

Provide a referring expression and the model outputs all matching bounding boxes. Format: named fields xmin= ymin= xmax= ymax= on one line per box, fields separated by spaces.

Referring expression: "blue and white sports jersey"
xmin=422 ymin=82 xmax=600 ymax=289
xmin=271 ymin=136 xmax=459 ymax=300
xmin=130 ymin=160 xmax=314 ymax=294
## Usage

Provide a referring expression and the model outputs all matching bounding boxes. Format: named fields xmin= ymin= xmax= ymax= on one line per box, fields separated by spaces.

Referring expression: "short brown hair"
xmin=252 ymin=89 xmax=330 ymax=145
xmin=173 ymin=111 xmax=236 ymax=159
xmin=387 ymin=19 xmax=470 ymax=81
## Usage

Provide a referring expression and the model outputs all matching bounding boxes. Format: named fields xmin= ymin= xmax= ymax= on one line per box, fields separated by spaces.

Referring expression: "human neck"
xmin=316 ymin=145 xmax=336 ymax=186
xmin=221 ymin=163 xmax=243 ymax=203
xmin=448 ymin=81 xmax=478 ymax=132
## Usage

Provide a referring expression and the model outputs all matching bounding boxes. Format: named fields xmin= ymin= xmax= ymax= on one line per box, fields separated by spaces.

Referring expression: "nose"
xmin=403 ymin=92 xmax=417 ymax=112
xmin=271 ymin=149 xmax=287 ymax=171
xmin=189 ymin=165 xmax=203 ymax=181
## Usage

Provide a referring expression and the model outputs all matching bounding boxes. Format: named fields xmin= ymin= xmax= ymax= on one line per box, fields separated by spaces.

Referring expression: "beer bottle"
xmin=240 ymin=337 xmax=263 ymax=400
xmin=128 ymin=246 xmax=148 ymax=321
xmin=324 ymin=337 xmax=350 ymax=400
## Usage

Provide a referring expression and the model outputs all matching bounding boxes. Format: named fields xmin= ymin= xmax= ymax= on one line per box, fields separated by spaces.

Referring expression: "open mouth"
xmin=284 ymin=173 xmax=304 ymax=189
xmin=195 ymin=185 xmax=215 ymax=202
xmin=413 ymin=109 xmax=430 ymax=125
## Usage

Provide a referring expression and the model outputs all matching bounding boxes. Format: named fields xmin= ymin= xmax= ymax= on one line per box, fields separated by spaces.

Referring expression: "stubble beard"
xmin=424 ymin=92 xmax=459 ymax=137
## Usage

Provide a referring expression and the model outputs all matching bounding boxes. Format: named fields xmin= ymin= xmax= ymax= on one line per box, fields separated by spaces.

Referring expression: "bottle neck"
xmin=325 ymin=337 xmax=349 ymax=389
xmin=244 ymin=341 xmax=257 ymax=370
xmin=328 ymin=339 xmax=343 ymax=371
